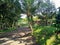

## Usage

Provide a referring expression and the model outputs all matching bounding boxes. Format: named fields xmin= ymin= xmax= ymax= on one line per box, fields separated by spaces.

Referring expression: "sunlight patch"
xmin=46 ymin=35 xmax=56 ymax=45
xmin=34 ymin=29 xmax=41 ymax=33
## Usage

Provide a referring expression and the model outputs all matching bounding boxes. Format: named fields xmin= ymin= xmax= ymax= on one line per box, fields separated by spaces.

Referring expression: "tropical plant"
xmin=55 ymin=7 xmax=60 ymax=30
xmin=38 ymin=0 xmax=56 ymax=26
xmin=0 ymin=0 xmax=21 ymax=30
xmin=20 ymin=0 xmax=41 ymax=35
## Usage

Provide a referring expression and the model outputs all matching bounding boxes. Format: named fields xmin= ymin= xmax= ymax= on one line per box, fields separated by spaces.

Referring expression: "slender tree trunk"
xmin=27 ymin=5 xmax=34 ymax=35
xmin=27 ymin=14 xmax=34 ymax=35
xmin=30 ymin=15 xmax=34 ymax=25
xmin=45 ymin=15 xmax=48 ymax=26
xmin=46 ymin=19 xmax=48 ymax=26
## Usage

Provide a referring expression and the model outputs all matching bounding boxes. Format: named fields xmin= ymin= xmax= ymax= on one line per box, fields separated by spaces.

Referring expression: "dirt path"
xmin=0 ymin=27 xmax=36 ymax=45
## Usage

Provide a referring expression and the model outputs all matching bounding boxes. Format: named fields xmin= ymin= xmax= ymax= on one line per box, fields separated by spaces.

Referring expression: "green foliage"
xmin=55 ymin=7 xmax=60 ymax=29
xmin=38 ymin=0 xmax=56 ymax=26
xmin=33 ymin=26 xmax=60 ymax=45
xmin=0 ymin=27 xmax=16 ymax=32
xmin=17 ymin=18 xmax=28 ymax=27
xmin=0 ymin=0 xmax=21 ymax=30
xmin=20 ymin=0 xmax=40 ymax=14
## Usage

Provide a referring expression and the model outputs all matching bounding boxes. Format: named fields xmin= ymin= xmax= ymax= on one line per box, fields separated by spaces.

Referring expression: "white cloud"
xmin=51 ymin=0 xmax=60 ymax=8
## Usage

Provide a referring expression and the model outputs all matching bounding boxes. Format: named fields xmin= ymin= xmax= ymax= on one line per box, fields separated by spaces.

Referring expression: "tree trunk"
xmin=27 ymin=15 xmax=34 ymax=35
xmin=46 ymin=19 xmax=48 ymax=26
xmin=45 ymin=15 xmax=48 ymax=26
xmin=27 ymin=5 xmax=34 ymax=35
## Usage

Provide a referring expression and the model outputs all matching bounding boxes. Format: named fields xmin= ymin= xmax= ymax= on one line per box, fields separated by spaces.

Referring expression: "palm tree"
xmin=20 ymin=0 xmax=41 ymax=35
xmin=38 ymin=0 xmax=56 ymax=26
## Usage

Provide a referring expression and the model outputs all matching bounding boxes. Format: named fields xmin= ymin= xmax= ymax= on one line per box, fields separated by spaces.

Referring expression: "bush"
xmin=33 ymin=26 xmax=56 ymax=45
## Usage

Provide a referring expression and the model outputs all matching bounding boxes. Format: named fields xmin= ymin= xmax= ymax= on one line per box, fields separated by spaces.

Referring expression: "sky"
xmin=21 ymin=14 xmax=27 ymax=18
xmin=51 ymin=0 xmax=60 ymax=8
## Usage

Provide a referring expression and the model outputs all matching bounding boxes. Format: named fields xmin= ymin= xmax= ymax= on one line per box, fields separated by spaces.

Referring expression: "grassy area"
xmin=0 ymin=18 xmax=28 ymax=33
xmin=17 ymin=18 xmax=29 ymax=27
xmin=0 ymin=27 xmax=16 ymax=32
xmin=33 ymin=25 xmax=60 ymax=45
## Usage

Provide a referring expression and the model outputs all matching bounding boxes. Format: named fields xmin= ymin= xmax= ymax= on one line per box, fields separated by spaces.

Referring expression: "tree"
xmin=37 ymin=0 xmax=56 ymax=26
xmin=20 ymin=0 xmax=41 ymax=35
xmin=0 ymin=0 xmax=21 ymax=30
xmin=55 ymin=7 xmax=60 ymax=30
